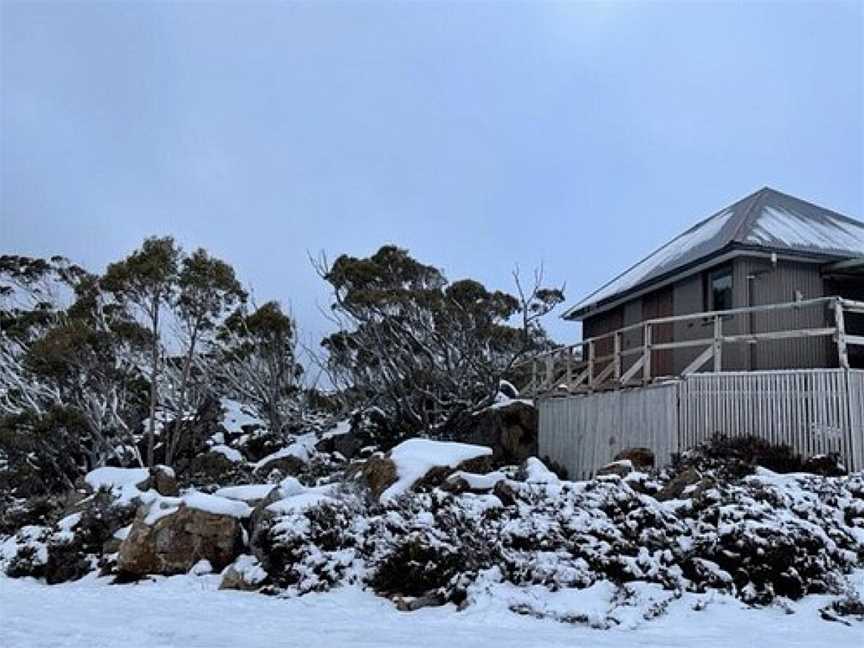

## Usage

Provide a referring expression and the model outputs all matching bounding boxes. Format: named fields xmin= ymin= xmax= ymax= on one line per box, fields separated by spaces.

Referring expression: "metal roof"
xmin=564 ymin=187 xmax=864 ymax=320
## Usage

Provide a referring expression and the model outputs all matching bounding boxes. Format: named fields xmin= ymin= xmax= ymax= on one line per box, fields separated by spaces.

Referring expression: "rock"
xmin=149 ymin=465 xmax=178 ymax=496
xmin=613 ymin=448 xmax=655 ymax=471
xmin=188 ymin=451 xmax=248 ymax=485
xmin=117 ymin=504 xmax=245 ymax=577
xmin=254 ymin=454 xmax=306 ymax=478
xmin=453 ymin=401 xmax=537 ymax=465
xmin=596 ymin=460 xmax=633 ymax=479
xmin=802 ymin=454 xmax=847 ymax=477
xmin=219 ymin=555 xmax=268 ymax=591
xmin=492 ymin=479 xmax=523 ymax=506
xmin=516 ymin=457 xmax=560 ymax=484
xmin=347 ymin=454 xmax=398 ymax=500
xmin=315 ymin=421 xmax=361 ymax=460
xmin=349 ymin=441 xmax=494 ymax=500
xmin=393 ymin=592 xmax=446 ymax=612
xmin=656 ymin=467 xmax=702 ymax=501
xmin=440 ymin=471 xmax=505 ymax=495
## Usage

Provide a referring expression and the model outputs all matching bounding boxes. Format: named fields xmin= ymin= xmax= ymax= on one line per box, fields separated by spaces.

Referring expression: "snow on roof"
xmin=380 ymin=438 xmax=493 ymax=503
xmin=566 ymin=188 xmax=864 ymax=319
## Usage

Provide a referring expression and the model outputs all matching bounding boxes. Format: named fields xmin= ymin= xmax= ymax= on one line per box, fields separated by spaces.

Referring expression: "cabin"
xmin=532 ymin=188 xmax=864 ymax=478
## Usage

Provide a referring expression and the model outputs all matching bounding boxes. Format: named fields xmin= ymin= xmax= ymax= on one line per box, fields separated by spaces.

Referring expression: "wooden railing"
xmin=523 ymin=296 xmax=864 ymax=397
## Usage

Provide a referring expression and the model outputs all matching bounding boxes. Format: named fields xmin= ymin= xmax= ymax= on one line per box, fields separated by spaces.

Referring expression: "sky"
xmin=2 ymin=1 xmax=862 ymax=347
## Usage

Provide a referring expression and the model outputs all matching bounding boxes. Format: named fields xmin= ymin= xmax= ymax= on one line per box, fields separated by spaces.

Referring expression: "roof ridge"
xmin=729 ymin=187 xmax=772 ymax=243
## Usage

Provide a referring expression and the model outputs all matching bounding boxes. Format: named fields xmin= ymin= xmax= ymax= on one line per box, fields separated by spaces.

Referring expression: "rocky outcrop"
xmin=219 ymin=555 xmax=268 ymax=591
xmin=656 ymin=467 xmax=703 ymax=501
xmin=596 ymin=460 xmax=634 ymax=479
xmin=454 ymin=401 xmax=537 ymax=466
xmin=348 ymin=455 xmax=398 ymax=500
xmin=117 ymin=504 xmax=246 ymax=577
xmin=613 ymin=448 xmax=655 ymax=471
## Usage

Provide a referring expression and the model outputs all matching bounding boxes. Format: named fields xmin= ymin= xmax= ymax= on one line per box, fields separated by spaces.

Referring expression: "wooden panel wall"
xmin=538 ymin=383 xmax=679 ymax=480
xmin=539 ymin=369 xmax=864 ymax=477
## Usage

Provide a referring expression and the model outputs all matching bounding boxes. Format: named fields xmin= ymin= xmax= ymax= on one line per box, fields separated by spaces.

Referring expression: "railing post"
xmin=713 ymin=315 xmax=723 ymax=372
xmin=643 ymin=323 xmax=652 ymax=382
xmin=587 ymin=340 xmax=596 ymax=389
xmin=614 ymin=332 xmax=622 ymax=382
xmin=565 ymin=346 xmax=573 ymax=389
xmin=835 ymin=298 xmax=850 ymax=370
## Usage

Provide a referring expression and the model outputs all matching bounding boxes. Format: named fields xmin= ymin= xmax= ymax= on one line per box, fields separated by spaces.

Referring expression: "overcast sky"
xmin=2 ymin=1 xmax=862 ymax=346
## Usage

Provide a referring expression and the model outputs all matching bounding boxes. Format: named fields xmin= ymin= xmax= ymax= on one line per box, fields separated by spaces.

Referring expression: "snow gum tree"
xmin=100 ymin=237 xmax=181 ymax=467
xmin=212 ymin=301 xmax=303 ymax=437
xmin=317 ymin=245 xmax=564 ymax=432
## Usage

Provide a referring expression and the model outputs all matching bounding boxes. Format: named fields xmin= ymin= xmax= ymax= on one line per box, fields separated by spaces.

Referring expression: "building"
xmin=534 ymin=188 xmax=864 ymax=478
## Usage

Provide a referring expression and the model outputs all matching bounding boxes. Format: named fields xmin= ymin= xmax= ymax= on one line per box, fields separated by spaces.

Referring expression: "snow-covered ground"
xmin=1 ymin=571 xmax=861 ymax=648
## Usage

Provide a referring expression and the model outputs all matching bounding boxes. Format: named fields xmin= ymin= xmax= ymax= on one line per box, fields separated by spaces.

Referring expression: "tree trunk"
xmin=146 ymin=304 xmax=160 ymax=467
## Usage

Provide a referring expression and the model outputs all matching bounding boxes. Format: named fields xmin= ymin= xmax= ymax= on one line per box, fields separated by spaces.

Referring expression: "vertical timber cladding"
xmin=846 ymin=371 xmax=864 ymax=471
xmin=678 ymin=370 xmax=864 ymax=472
xmin=538 ymin=383 xmax=679 ymax=481
xmin=538 ymin=369 xmax=864 ymax=477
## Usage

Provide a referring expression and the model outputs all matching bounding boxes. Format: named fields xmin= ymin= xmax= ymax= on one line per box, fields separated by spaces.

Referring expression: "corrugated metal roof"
xmin=565 ymin=187 xmax=864 ymax=320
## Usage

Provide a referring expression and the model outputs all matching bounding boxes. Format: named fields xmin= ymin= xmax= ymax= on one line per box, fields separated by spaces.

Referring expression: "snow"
xmin=220 ymin=398 xmax=264 ymax=434
xmin=448 ymin=470 xmax=506 ymax=490
xmin=321 ymin=419 xmax=352 ymax=440
xmin=1 ymin=571 xmax=862 ymax=648
xmin=213 ymin=484 xmax=277 ymax=503
xmin=380 ymin=439 xmax=494 ymax=503
xmin=85 ymin=467 xmax=149 ymax=492
xmin=521 ymin=457 xmax=560 ymax=485
xmin=266 ymin=490 xmax=335 ymax=515
xmin=181 ymin=492 xmax=252 ymax=519
xmin=84 ymin=467 xmax=150 ymax=504
xmin=210 ymin=444 xmax=244 ymax=463
xmin=746 ymin=205 xmax=864 ymax=255
xmin=223 ymin=554 xmax=267 ymax=585
xmin=252 ymin=432 xmax=318 ymax=471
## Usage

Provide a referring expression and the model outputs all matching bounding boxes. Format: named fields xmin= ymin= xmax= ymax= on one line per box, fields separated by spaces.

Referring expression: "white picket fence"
xmin=538 ymin=369 xmax=864 ymax=479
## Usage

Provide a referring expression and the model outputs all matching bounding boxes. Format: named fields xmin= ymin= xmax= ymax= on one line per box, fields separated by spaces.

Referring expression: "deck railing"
xmin=524 ymin=296 xmax=864 ymax=397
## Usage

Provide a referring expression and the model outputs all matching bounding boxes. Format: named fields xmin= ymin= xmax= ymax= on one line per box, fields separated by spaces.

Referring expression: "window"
xmin=707 ymin=267 xmax=733 ymax=312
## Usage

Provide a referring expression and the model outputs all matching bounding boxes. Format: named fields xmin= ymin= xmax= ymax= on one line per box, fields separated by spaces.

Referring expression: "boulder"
xmin=149 ymin=465 xmax=179 ymax=496
xmin=454 ymin=400 xmax=537 ymax=465
xmin=219 ymin=555 xmax=268 ymax=591
xmin=656 ymin=467 xmax=702 ymax=501
xmin=117 ymin=504 xmax=245 ymax=577
xmin=596 ymin=460 xmax=633 ymax=479
xmin=516 ymin=457 xmax=560 ymax=485
xmin=347 ymin=455 xmax=398 ymax=500
xmin=613 ymin=448 xmax=655 ymax=472
xmin=349 ymin=439 xmax=494 ymax=501
xmin=254 ymin=454 xmax=306 ymax=478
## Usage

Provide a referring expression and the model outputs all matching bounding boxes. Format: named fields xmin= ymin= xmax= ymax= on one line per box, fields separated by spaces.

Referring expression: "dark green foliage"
xmin=320 ymin=245 xmax=563 ymax=432
xmin=672 ymin=434 xmax=806 ymax=479
xmin=370 ymin=537 xmax=462 ymax=597
xmin=0 ymin=407 xmax=90 ymax=495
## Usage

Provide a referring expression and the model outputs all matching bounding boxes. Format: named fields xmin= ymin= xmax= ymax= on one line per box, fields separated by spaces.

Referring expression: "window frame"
xmin=705 ymin=266 xmax=734 ymax=313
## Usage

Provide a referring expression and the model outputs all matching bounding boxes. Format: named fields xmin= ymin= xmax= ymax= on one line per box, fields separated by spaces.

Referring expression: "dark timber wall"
xmin=580 ymin=255 xmax=835 ymax=375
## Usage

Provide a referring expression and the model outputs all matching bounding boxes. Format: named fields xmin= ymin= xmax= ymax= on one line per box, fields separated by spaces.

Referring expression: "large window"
xmin=707 ymin=267 xmax=733 ymax=312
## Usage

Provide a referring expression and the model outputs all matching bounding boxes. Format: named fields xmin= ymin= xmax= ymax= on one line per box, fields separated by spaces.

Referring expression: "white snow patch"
xmin=447 ymin=471 xmax=506 ymax=490
xmin=380 ymin=439 xmax=493 ymax=503
xmin=2 ymin=572 xmax=863 ymax=648
xmin=210 ymin=444 xmax=244 ymax=463
xmin=220 ymin=398 xmax=264 ymax=434
xmin=214 ymin=484 xmax=277 ymax=503
xmin=321 ymin=419 xmax=352 ymax=440
xmin=181 ymin=492 xmax=252 ymax=519
xmin=521 ymin=457 xmax=560 ymax=485
xmin=252 ymin=432 xmax=317 ymax=471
